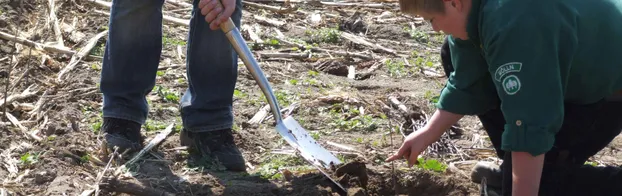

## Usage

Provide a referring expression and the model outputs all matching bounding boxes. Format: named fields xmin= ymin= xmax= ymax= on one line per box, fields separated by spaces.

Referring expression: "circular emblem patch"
xmin=502 ymin=75 xmax=521 ymax=95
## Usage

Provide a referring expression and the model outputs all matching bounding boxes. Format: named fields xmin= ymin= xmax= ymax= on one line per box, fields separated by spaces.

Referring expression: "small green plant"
xmin=416 ymin=157 xmax=447 ymax=173
xmin=20 ymin=152 xmax=40 ymax=165
xmin=90 ymin=41 xmax=106 ymax=56
xmin=233 ymin=89 xmax=248 ymax=99
xmin=307 ymin=70 xmax=319 ymax=77
xmin=385 ymin=59 xmax=408 ymax=78
xmin=310 ymin=131 xmax=320 ymax=140
xmin=404 ymin=26 xmax=430 ymax=43
xmin=175 ymin=124 xmax=183 ymax=133
xmin=274 ymin=90 xmax=298 ymax=107
xmin=253 ymin=154 xmax=308 ymax=180
xmin=302 ymin=78 xmax=319 ymax=87
xmin=423 ymin=90 xmax=440 ymax=104
xmin=328 ymin=106 xmax=379 ymax=132
xmin=154 ymin=86 xmax=179 ymax=103
xmin=162 ymin=35 xmax=187 ymax=46
xmin=90 ymin=63 xmax=101 ymax=70
xmin=232 ymin=123 xmax=241 ymax=133
xmin=288 ymin=79 xmax=299 ymax=85
xmin=408 ymin=50 xmax=442 ymax=74
xmin=264 ymin=38 xmax=280 ymax=46
xmin=91 ymin=120 xmax=102 ymax=133
xmin=290 ymin=38 xmax=316 ymax=51
xmin=80 ymin=154 xmax=90 ymax=164
xmin=305 ymin=27 xmax=341 ymax=43
xmin=144 ymin=120 xmax=168 ymax=132
xmin=337 ymin=155 xmax=347 ymax=163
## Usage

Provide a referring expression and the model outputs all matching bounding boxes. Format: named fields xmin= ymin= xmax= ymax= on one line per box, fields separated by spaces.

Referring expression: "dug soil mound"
xmin=287 ymin=159 xmax=477 ymax=196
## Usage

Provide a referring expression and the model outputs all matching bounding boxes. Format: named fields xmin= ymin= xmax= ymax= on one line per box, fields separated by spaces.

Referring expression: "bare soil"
xmin=0 ymin=0 xmax=620 ymax=196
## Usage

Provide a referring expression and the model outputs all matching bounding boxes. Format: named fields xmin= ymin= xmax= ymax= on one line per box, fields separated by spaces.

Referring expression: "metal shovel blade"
xmin=282 ymin=116 xmax=343 ymax=168
xmin=282 ymin=116 xmax=348 ymax=194
xmin=219 ymin=19 xmax=344 ymax=171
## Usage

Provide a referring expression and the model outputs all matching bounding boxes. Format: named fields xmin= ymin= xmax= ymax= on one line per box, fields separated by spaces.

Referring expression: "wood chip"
xmin=254 ymin=15 xmax=285 ymax=27
xmin=0 ymin=31 xmax=101 ymax=61
xmin=340 ymin=32 xmax=396 ymax=55
xmin=57 ymin=30 xmax=108 ymax=83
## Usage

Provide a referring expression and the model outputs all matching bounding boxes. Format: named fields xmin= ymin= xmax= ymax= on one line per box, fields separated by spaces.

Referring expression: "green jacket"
xmin=436 ymin=0 xmax=622 ymax=156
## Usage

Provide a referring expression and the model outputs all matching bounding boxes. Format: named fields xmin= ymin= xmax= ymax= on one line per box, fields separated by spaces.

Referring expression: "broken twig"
xmin=0 ymin=84 xmax=38 ymax=108
xmin=249 ymin=104 xmax=270 ymax=124
xmin=0 ymin=30 xmax=102 ymax=60
xmin=243 ymin=1 xmax=298 ymax=14
xmin=274 ymin=37 xmax=373 ymax=60
xmin=91 ymin=0 xmax=189 ymax=26
xmin=57 ymin=30 xmax=109 ymax=83
xmin=48 ymin=0 xmax=64 ymax=47
xmin=254 ymin=15 xmax=285 ymax=27
xmin=259 ymin=52 xmax=310 ymax=59
xmin=355 ymin=61 xmax=383 ymax=80
xmin=341 ymin=32 xmax=396 ymax=55
xmin=6 ymin=112 xmax=42 ymax=141
xmin=115 ymin=123 xmax=175 ymax=175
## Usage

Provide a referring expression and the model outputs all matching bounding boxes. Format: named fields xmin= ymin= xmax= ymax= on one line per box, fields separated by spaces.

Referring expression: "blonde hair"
xmin=399 ymin=0 xmax=445 ymax=16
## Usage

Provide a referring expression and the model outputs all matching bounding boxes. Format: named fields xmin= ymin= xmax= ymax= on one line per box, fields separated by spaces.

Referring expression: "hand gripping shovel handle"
xmin=219 ymin=18 xmax=284 ymax=123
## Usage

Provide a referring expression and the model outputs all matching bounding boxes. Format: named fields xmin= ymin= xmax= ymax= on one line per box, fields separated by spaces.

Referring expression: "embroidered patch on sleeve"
xmin=494 ymin=62 xmax=522 ymax=82
xmin=502 ymin=75 xmax=521 ymax=95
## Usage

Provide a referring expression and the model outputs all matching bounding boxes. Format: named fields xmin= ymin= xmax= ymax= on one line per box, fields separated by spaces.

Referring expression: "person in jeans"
xmin=386 ymin=0 xmax=622 ymax=195
xmin=99 ymin=0 xmax=246 ymax=171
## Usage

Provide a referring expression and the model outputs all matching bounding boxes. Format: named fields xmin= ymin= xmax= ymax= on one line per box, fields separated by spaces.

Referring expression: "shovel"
xmin=217 ymin=14 xmax=346 ymax=191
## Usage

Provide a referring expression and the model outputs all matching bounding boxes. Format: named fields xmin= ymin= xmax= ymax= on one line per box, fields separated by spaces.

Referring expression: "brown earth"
xmin=0 ymin=0 xmax=620 ymax=196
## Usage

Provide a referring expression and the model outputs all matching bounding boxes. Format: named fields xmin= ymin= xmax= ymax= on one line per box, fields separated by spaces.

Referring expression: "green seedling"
xmin=416 ymin=157 xmax=447 ymax=173
xmin=20 ymin=152 xmax=40 ymax=166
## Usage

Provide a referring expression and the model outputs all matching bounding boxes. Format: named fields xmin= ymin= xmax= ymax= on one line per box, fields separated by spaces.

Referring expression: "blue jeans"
xmin=100 ymin=0 xmax=242 ymax=132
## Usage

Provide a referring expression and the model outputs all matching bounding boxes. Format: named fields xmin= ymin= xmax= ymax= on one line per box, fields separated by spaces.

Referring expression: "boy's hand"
xmin=385 ymin=128 xmax=435 ymax=167
xmin=198 ymin=0 xmax=236 ymax=30
xmin=386 ymin=109 xmax=463 ymax=167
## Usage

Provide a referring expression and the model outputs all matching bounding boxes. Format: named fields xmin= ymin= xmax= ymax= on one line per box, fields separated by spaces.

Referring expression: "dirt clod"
xmin=44 ymin=176 xmax=75 ymax=195
xmin=314 ymin=59 xmax=349 ymax=76
xmin=334 ymin=159 xmax=369 ymax=188
xmin=339 ymin=11 xmax=368 ymax=34
xmin=34 ymin=170 xmax=56 ymax=185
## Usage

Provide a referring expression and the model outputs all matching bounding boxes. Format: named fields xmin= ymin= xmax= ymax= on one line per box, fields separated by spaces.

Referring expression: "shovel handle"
xmin=215 ymin=2 xmax=284 ymax=123
xmin=219 ymin=17 xmax=237 ymax=34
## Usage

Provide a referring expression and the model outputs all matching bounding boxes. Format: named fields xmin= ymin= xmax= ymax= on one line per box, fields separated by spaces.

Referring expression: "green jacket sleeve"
xmin=435 ymin=36 xmax=499 ymax=115
xmin=482 ymin=13 xmax=575 ymax=156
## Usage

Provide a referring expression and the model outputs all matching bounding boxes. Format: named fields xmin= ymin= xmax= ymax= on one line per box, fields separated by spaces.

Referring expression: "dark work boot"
xmin=471 ymin=161 xmax=503 ymax=191
xmin=180 ymin=128 xmax=246 ymax=172
xmin=102 ymin=117 xmax=144 ymax=154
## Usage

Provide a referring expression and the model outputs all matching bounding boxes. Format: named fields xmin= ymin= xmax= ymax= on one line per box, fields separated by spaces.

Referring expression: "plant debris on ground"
xmin=1 ymin=0 xmax=621 ymax=195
